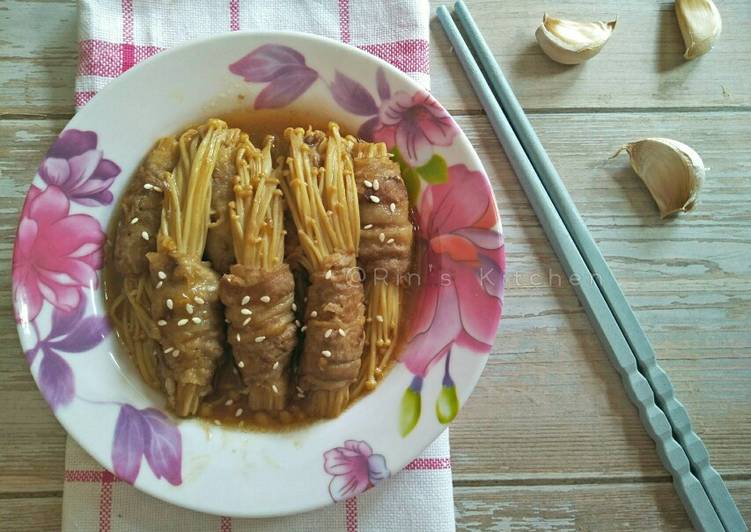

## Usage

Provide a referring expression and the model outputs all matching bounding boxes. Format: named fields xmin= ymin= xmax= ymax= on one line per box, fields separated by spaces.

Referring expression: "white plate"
xmin=12 ymin=31 xmax=505 ymax=517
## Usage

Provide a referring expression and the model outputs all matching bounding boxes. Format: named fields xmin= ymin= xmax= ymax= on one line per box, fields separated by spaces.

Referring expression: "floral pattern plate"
xmin=12 ymin=32 xmax=505 ymax=517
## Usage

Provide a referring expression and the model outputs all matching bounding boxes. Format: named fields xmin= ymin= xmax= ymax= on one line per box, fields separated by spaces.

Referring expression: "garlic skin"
xmin=675 ymin=0 xmax=722 ymax=60
xmin=616 ymin=138 xmax=705 ymax=218
xmin=535 ymin=14 xmax=617 ymax=65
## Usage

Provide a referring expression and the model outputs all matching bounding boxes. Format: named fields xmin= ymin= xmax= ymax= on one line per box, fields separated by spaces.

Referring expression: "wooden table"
xmin=1 ymin=1 xmax=749 ymax=529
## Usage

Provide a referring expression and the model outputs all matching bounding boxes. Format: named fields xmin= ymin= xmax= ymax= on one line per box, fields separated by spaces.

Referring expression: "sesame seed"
xmin=325 ymin=270 xmax=332 ymax=280
xmin=310 ymin=311 xmax=318 ymax=318
xmin=235 ymin=408 xmax=243 ymax=417
xmin=339 ymin=328 xmax=346 ymax=336
xmin=389 ymin=203 xmax=396 ymax=213
xmin=191 ymin=316 xmax=202 ymax=324
xmin=241 ymin=308 xmax=252 ymax=316
xmin=260 ymin=295 xmax=271 ymax=303
xmin=363 ymin=223 xmax=374 ymax=230
xmin=177 ymin=318 xmax=189 ymax=326
xmin=273 ymin=361 xmax=280 ymax=370
xmin=164 ymin=347 xmax=173 ymax=354
xmin=236 ymin=333 xmax=241 ymax=342
xmin=213 ymin=419 xmax=221 ymax=426
xmin=141 ymin=231 xmax=149 ymax=241
xmin=166 ymin=299 xmax=173 ymax=309
xmin=255 ymin=336 xmax=266 ymax=343
xmin=156 ymin=281 xmax=163 ymax=289
xmin=376 ymin=315 xmax=384 ymax=323
xmin=238 ymin=361 xmax=245 ymax=368
xmin=157 ymin=320 xmax=167 ymax=327
xmin=130 ymin=217 xmax=139 ymax=225
xmin=297 ymin=393 xmax=305 ymax=399
xmin=373 ymin=179 xmax=380 ymax=191
xmin=158 ymin=271 xmax=167 ymax=280
xmin=272 ymin=384 xmax=279 ymax=394
xmin=292 ymin=302 xmax=297 ymax=311
xmin=324 ymin=328 xmax=333 ymax=338
xmin=152 ymin=186 xmax=163 ymax=193
xmin=364 ymin=180 xmax=373 ymax=188
xmin=295 ymin=319 xmax=301 ymax=327
xmin=387 ymin=238 xmax=395 ymax=244
xmin=243 ymin=317 xmax=251 ymax=326
xmin=194 ymin=296 xmax=205 ymax=304
xmin=241 ymin=295 xmax=250 ymax=305
xmin=301 ymin=325 xmax=307 ymax=332
xmin=369 ymin=195 xmax=380 ymax=204
xmin=322 ymin=350 xmax=332 ymax=358
xmin=379 ymin=232 xmax=385 ymax=242
xmin=186 ymin=304 xmax=194 ymax=314
xmin=296 ymin=386 xmax=304 ymax=394
xmin=225 ymin=399 xmax=234 ymax=406
xmin=143 ymin=183 xmax=154 ymax=190
xmin=172 ymin=350 xmax=179 ymax=358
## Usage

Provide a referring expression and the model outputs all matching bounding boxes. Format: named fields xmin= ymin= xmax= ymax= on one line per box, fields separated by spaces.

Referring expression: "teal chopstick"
xmin=436 ymin=6 xmax=727 ymax=532
xmin=452 ymin=2 xmax=746 ymax=531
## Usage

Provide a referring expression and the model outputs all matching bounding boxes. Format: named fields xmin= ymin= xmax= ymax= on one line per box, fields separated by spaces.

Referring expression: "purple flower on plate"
xmin=230 ymin=44 xmax=318 ymax=109
xmin=13 ymin=185 xmax=105 ymax=323
xmin=38 ymin=129 xmax=120 ymax=206
xmin=373 ymin=90 xmax=458 ymax=167
xmin=323 ymin=440 xmax=389 ymax=502
xmin=28 ymin=299 xmax=110 ymax=411
xmin=112 ymin=405 xmax=182 ymax=485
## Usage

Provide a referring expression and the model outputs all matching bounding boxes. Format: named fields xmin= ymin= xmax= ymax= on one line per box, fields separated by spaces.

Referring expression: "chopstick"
xmin=437 ymin=5 xmax=742 ymax=531
xmin=449 ymin=3 xmax=747 ymax=531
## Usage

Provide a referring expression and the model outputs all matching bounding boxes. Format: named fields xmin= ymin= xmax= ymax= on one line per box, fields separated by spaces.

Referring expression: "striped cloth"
xmin=75 ymin=0 xmax=431 ymax=108
xmin=65 ymin=1 xmax=455 ymax=531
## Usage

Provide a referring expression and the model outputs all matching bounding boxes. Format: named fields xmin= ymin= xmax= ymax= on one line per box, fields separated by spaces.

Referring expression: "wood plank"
xmin=2 ymin=1 xmax=751 ymax=116
xmin=0 ymin=114 xmax=749 ymax=494
xmin=0 ymin=0 xmax=77 ymax=117
xmin=454 ymin=480 xmax=751 ymax=531
xmin=0 ymin=495 xmax=62 ymax=532
xmin=429 ymin=0 xmax=751 ymax=112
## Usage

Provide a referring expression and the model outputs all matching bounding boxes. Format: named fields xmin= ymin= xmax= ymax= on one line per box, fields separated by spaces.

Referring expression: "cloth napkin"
xmin=65 ymin=1 xmax=454 ymax=531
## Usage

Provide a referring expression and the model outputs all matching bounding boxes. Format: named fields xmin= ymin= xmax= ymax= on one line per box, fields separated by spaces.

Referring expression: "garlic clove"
xmin=535 ymin=14 xmax=617 ymax=65
xmin=616 ymin=138 xmax=705 ymax=218
xmin=675 ymin=0 xmax=722 ymax=60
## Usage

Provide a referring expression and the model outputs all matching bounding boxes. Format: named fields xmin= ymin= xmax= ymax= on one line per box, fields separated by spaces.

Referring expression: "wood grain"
xmin=454 ymin=481 xmax=751 ymax=531
xmin=1 ymin=0 xmax=750 ymax=529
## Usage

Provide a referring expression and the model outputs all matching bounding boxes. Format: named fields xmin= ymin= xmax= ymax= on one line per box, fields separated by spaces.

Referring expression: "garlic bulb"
xmin=616 ymin=138 xmax=705 ymax=218
xmin=535 ymin=14 xmax=617 ymax=65
xmin=675 ymin=0 xmax=722 ymax=60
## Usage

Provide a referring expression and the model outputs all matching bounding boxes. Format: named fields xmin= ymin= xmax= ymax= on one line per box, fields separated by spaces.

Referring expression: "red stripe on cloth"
xmin=78 ymin=40 xmax=163 ymax=77
xmin=219 ymin=516 xmax=232 ymax=532
xmin=74 ymin=91 xmax=97 ymax=108
xmin=65 ymin=469 xmax=110 ymax=482
xmin=358 ymin=39 xmax=430 ymax=75
xmin=229 ymin=0 xmax=240 ymax=31
xmin=338 ymin=0 xmax=351 ymax=44
xmin=404 ymin=457 xmax=452 ymax=470
xmin=345 ymin=496 xmax=358 ymax=532
xmin=121 ymin=0 xmax=135 ymax=71
xmin=99 ymin=471 xmax=116 ymax=532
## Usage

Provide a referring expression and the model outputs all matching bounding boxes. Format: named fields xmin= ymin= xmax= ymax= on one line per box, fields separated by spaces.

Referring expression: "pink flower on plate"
xmin=398 ymin=165 xmax=505 ymax=435
xmin=323 ymin=440 xmax=389 ymax=502
xmin=13 ymin=185 xmax=106 ymax=323
xmin=38 ymin=129 xmax=120 ymax=206
xmin=403 ymin=164 xmax=504 ymax=377
xmin=373 ymin=90 xmax=458 ymax=166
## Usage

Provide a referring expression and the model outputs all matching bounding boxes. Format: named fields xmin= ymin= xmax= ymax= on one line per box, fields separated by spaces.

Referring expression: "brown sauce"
xmin=104 ymin=108 xmax=419 ymax=431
